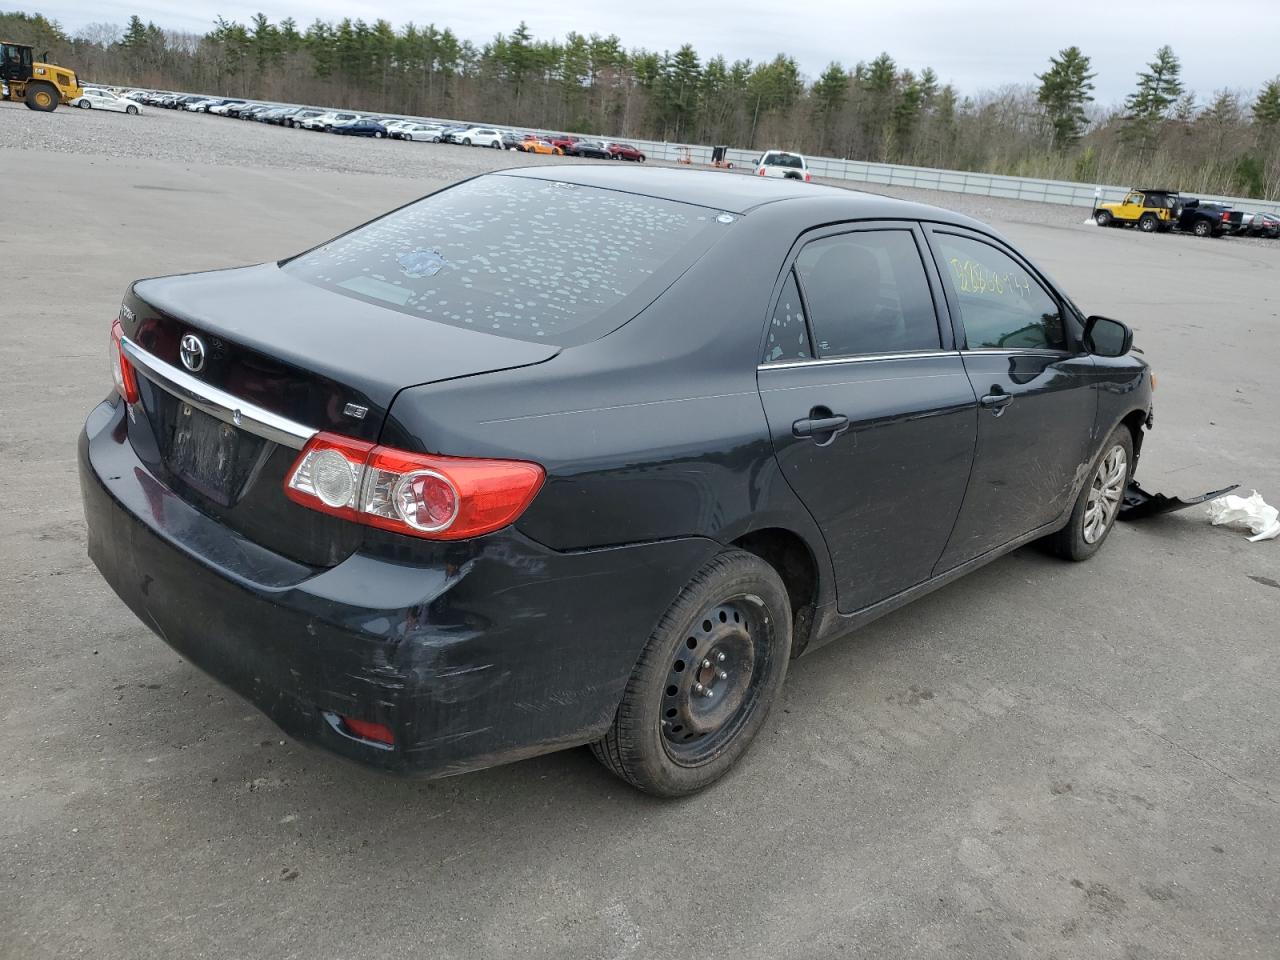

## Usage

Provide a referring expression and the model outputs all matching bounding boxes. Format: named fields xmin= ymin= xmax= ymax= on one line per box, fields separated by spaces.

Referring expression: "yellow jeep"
xmin=1093 ymin=189 xmax=1178 ymax=233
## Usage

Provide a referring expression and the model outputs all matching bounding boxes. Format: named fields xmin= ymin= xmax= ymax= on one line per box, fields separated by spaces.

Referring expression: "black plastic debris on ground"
xmin=1118 ymin=480 xmax=1239 ymax=522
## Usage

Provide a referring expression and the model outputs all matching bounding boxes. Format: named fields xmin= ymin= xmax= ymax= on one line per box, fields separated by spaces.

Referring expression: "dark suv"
xmin=80 ymin=167 xmax=1152 ymax=796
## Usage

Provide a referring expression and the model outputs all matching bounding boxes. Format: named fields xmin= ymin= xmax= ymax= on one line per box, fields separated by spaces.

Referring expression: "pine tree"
xmin=1035 ymin=46 xmax=1095 ymax=149
xmin=1254 ymin=78 xmax=1280 ymax=127
xmin=1123 ymin=45 xmax=1183 ymax=153
xmin=811 ymin=62 xmax=848 ymax=152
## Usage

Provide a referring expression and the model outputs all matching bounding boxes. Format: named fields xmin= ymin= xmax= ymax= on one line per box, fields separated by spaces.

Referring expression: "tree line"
xmin=5 ymin=9 xmax=1280 ymax=199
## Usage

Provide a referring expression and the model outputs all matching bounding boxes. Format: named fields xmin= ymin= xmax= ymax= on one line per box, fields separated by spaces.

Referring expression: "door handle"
xmin=980 ymin=392 xmax=1013 ymax=416
xmin=792 ymin=413 xmax=850 ymax=440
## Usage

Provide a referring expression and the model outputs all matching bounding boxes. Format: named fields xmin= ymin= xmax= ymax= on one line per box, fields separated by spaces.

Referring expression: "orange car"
xmin=522 ymin=137 xmax=563 ymax=156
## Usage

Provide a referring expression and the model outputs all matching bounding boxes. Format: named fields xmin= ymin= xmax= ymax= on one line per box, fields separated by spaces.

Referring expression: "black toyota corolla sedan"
xmin=80 ymin=167 xmax=1152 ymax=796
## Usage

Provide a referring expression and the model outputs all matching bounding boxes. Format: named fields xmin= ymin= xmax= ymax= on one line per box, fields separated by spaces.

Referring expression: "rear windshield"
xmin=284 ymin=174 xmax=729 ymax=344
xmin=764 ymin=153 xmax=803 ymax=168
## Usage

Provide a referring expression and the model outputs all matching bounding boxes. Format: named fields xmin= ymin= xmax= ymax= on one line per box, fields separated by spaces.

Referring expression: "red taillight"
xmin=109 ymin=318 xmax=139 ymax=404
xmin=757 ymin=168 xmax=765 ymax=176
xmin=1221 ymin=211 xmax=1230 ymax=221
xmin=284 ymin=431 xmax=545 ymax=540
xmin=804 ymin=172 xmax=812 ymax=182
xmin=341 ymin=716 xmax=394 ymax=745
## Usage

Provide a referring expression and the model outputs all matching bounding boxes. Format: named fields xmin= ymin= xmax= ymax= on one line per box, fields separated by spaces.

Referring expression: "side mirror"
xmin=1083 ymin=315 xmax=1133 ymax=357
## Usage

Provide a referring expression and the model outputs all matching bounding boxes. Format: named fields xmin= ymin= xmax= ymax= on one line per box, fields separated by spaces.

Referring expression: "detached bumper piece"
xmin=1118 ymin=479 xmax=1239 ymax=521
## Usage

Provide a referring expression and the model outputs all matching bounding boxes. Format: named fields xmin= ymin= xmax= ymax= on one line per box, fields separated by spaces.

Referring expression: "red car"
xmin=606 ymin=142 xmax=646 ymax=163
xmin=548 ymin=134 xmax=580 ymax=153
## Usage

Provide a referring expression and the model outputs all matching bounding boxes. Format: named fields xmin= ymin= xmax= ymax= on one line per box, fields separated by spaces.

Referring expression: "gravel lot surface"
xmin=3 ymin=101 xmax=1279 ymax=960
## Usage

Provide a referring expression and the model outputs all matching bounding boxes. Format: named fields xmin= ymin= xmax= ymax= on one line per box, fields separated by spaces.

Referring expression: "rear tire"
xmin=1046 ymin=426 xmax=1133 ymax=561
xmin=126 ymin=104 xmax=138 ymax=115
xmin=25 ymin=82 xmax=58 ymax=112
xmin=591 ymin=549 xmax=792 ymax=797
xmin=1193 ymin=219 xmax=1213 ymax=237
xmin=1139 ymin=213 xmax=1158 ymax=233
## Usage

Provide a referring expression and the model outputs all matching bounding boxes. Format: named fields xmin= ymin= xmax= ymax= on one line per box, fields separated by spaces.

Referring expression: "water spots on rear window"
xmin=286 ymin=176 xmax=720 ymax=343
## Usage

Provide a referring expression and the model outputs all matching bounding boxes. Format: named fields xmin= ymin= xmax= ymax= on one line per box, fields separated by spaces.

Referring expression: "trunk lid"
xmin=121 ymin=263 xmax=558 ymax=567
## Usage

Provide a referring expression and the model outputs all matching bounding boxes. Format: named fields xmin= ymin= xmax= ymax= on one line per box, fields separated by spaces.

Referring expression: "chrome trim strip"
xmin=959 ymin=348 xmax=1071 ymax=358
xmin=121 ymin=336 xmax=317 ymax=450
xmin=758 ymin=350 xmax=955 ymax=371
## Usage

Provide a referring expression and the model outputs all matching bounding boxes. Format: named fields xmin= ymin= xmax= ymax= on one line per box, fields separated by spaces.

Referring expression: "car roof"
xmin=493 ymin=165 xmax=984 ymax=224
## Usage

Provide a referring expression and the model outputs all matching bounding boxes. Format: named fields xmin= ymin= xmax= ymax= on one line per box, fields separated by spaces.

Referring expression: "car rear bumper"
xmin=79 ymin=399 xmax=719 ymax=777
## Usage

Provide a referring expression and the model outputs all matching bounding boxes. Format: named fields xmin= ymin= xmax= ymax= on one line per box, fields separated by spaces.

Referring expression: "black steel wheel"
xmin=592 ymin=548 xmax=792 ymax=796
xmin=659 ymin=598 xmax=770 ymax=764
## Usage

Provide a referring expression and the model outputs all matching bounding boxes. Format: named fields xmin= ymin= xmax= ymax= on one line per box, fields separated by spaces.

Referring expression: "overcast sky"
xmin=38 ymin=0 xmax=1280 ymax=104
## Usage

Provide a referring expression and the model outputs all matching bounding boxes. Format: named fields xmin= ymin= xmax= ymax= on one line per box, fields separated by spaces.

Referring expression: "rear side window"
xmin=933 ymin=234 xmax=1066 ymax=351
xmin=794 ymin=230 xmax=941 ymax=358
xmin=284 ymin=175 xmax=726 ymax=345
xmin=763 ymin=271 xmax=810 ymax=362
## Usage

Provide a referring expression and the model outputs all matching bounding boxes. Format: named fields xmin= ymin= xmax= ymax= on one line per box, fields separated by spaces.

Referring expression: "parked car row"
xmin=1093 ymin=188 xmax=1280 ymax=239
xmin=123 ymin=89 xmax=652 ymax=159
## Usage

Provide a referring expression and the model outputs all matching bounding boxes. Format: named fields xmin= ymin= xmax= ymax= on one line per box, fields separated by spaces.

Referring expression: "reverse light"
xmin=285 ymin=432 xmax=545 ymax=540
xmin=109 ymin=318 xmax=139 ymax=404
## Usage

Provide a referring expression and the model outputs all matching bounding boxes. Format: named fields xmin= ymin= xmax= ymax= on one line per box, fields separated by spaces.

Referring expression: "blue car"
xmin=331 ymin=118 xmax=389 ymax=138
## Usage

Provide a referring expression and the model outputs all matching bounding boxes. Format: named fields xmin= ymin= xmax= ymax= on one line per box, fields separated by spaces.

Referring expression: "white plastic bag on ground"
xmin=1206 ymin=491 xmax=1280 ymax=542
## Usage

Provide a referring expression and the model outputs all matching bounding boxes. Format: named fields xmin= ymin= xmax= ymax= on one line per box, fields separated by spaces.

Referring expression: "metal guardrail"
xmin=615 ymin=140 xmax=1280 ymax=216
xmin=128 ymin=89 xmax=1280 ymax=216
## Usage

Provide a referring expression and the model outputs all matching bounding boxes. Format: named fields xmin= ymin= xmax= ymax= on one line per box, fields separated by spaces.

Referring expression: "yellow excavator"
xmin=1 ymin=40 xmax=83 ymax=111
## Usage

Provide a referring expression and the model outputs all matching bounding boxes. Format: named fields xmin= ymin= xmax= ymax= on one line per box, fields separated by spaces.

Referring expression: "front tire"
xmin=1046 ymin=426 xmax=1133 ymax=561
xmin=1095 ymin=210 xmax=1112 ymax=227
xmin=592 ymin=549 xmax=792 ymax=797
xmin=25 ymin=82 xmax=58 ymax=112
xmin=78 ymin=100 xmax=91 ymax=109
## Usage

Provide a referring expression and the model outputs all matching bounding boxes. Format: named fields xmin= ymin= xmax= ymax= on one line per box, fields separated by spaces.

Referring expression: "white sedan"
xmin=70 ymin=88 xmax=142 ymax=115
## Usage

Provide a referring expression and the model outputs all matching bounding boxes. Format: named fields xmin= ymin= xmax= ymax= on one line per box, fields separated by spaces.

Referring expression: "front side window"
xmin=794 ymin=230 xmax=941 ymax=358
xmin=934 ymin=234 xmax=1066 ymax=351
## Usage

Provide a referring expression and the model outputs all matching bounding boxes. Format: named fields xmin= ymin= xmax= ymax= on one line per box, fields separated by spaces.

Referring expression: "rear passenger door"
xmin=756 ymin=223 xmax=978 ymax=613
xmin=926 ymin=228 xmax=1097 ymax=571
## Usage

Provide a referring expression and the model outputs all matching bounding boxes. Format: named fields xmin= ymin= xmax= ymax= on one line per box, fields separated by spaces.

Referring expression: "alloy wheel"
xmin=1083 ymin=444 xmax=1127 ymax=543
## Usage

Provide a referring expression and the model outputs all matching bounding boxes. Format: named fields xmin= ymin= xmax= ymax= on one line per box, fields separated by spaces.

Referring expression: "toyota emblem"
xmin=179 ymin=334 xmax=206 ymax=373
